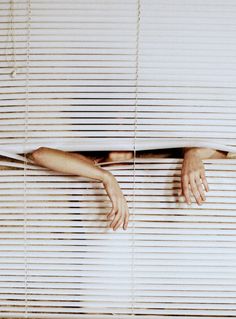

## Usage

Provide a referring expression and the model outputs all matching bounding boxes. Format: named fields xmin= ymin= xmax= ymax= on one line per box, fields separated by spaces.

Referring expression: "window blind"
xmin=1 ymin=0 xmax=236 ymax=318
xmin=138 ymin=0 xmax=236 ymax=151
xmin=1 ymin=158 xmax=236 ymax=318
xmin=1 ymin=0 xmax=138 ymax=154
xmin=1 ymin=0 xmax=236 ymax=155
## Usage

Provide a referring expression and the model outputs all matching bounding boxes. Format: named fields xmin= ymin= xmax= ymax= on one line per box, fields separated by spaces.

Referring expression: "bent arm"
xmin=29 ymin=147 xmax=106 ymax=181
xmin=28 ymin=147 xmax=129 ymax=231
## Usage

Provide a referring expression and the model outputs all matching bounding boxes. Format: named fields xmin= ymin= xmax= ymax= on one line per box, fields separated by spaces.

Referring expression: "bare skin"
xmin=181 ymin=147 xmax=227 ymax=205
xmin=109 ymin=148 xmax=228 ymax=206
xmin=27 ymin=147 xmax=129 ymax=231
xmin=106 ymin=151 xmax=133 ymax=163
xmin=27 ymin=147 xmax=228 ymax=230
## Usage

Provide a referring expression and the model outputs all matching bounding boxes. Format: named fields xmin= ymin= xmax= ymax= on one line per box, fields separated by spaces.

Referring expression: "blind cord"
xmin=131 ymin=0 xmax=141 ymax=315
xmin=5 ymin=0 xmax=18 ymax=78
xmin=24 ymin=0 xmax=31 ymax=317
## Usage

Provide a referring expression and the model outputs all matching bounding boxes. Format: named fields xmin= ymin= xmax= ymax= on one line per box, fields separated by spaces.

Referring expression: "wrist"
xmin=184 ymin=147 xmax=227 ymax=160
xmin=184 ymin=147 xmax=201 ymax=157
xmin=184 ymin=147 xmax=214 ymax=160
xmin=88 ymin=165 xmax=109 ymax=183
xmin=100 ymin=169 xmax=113 ymax=184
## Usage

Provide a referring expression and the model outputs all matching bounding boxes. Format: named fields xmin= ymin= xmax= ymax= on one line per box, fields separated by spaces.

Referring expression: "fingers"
xmin=109 ymin=204 xmax=122 ymax=231
xmin=195 ymin=177 xmax=206 ymax=201
xmin=180 ymin=154 xmax=211 ymax=206
xmin=190 ymin=175 xmax=203 ymax=205
xmin=103 ymin=172 xmax=129 ymax=231
xmin=108 ymin=200 xmax=129 ymax=231
xmin=107 ymin=207 xmax=116 ymax=219
xmin=181 ymin=171 xmax=209 ymax=206
xmin=201 ymin=170 xmax=209 ymax=192
xmin=182 ymin=174 xmax=191 ymax=205
xmin=123 ymin=208 xmax=129 ymax=230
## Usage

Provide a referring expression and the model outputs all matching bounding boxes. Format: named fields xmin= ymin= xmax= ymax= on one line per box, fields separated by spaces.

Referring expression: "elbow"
xmin=31 ymin=147 xmax=48 ymax=163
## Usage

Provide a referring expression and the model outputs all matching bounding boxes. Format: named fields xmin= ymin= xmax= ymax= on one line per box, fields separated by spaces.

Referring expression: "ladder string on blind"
xmin=1 ymin=0 xmax=236 ymax=156
xmin=23 ymin=0 xmax=31 ymax=316
xmin=132 ymin=0 xmax=141 ymax=315
xmin=1 ymin=1 xmax=236 ymax=318
xmin=5 ymin=0 xmax=18 ymax=78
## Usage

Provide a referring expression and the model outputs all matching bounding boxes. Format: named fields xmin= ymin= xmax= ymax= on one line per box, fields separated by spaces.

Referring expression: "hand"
xmin=102 ymin=171 xmax=129 ymax=231
xmin=181 ymin=151 xmax=209 ymax=205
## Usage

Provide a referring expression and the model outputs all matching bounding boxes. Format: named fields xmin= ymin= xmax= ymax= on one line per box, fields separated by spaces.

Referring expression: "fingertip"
xmin=110 ymin=221 xmax=114 ymax=228
xmin=197 ymin=196 xmax=203 ymax=205
xmin=114 ymin=224 xmax=120 ymax=231
xmin=124 ymin=222 xmax=128 ymax=230
xmin=177 ymin=189 xmax=182 ymax=196
xmin=185 ymin=196 xmax=191 ymax=205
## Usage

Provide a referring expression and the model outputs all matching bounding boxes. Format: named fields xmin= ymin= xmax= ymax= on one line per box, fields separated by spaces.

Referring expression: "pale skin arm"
xmin=181 ymin=147 xmax=227 ymax=205
xmin=27 ymin=147 xmax=129 ymax=231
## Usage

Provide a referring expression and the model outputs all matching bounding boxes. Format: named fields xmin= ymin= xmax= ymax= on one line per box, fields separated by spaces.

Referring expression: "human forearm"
xmin=183 ymin=147 xmax=227 ymax=160
xmin=30 ymin=147 xmax=107 ymax=181
xmin=29 ymin=147 xmax=129 ymax=230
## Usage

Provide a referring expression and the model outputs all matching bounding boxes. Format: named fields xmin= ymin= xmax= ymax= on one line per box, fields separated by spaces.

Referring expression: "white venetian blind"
xmin=1 ymin=0 xmax=236 ymax=318
xmin=1 ymin=158 xmax=236 ymax=318
xmin=1 ymin=0 xmax=236 ymax=155
xmin=138 ymin=0 xmax=236 ymax=151
xmin=1 ymin=0 xmax=138 ymax=154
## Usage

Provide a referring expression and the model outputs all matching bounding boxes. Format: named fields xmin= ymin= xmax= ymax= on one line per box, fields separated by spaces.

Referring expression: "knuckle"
xmin=189 ymin=171 xmax=195 ymax=178
xmin=112 ymin=204 xmax=118 ymax=211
